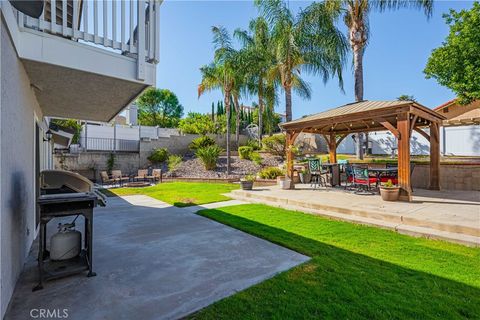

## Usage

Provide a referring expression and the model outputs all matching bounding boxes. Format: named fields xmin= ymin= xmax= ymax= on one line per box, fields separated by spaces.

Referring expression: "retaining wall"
xmin=411 ymin=164 xmax=480 ymax=191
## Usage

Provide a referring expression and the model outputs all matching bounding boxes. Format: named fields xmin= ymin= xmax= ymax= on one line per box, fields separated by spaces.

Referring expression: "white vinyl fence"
xmin=337 ymin=125 xmax=480 ymax=156
xmin=78 ymin=124 xmax=181 ymax=152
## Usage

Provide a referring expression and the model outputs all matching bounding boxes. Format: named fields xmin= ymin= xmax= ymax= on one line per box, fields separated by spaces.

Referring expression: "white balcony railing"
xmin=15 ymin=0 xmax=160 ymax=81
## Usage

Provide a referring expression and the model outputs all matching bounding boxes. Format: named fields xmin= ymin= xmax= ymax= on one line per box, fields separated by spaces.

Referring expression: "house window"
xmin=443 ymin=107 xmax=449 ymax=113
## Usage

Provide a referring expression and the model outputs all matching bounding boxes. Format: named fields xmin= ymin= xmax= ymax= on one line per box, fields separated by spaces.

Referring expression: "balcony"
xmin=1 ymin=0 xmax=161 ymax=121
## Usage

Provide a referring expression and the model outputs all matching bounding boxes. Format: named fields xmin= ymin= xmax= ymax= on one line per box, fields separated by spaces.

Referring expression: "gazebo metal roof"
xmin=280 ymin=100 xmax=445 ymax=133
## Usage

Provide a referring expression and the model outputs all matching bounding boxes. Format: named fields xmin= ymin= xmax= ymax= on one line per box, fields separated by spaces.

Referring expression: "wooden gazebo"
xmin=279 ymin=100 xmax=446 ymax=201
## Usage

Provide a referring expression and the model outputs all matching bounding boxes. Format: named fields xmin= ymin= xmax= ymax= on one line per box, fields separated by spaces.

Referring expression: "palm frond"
xmin=372 ymin=0 xmax=434 ymax=18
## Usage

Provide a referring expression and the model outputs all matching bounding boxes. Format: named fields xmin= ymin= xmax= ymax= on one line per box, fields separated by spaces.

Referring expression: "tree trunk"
xmin=352 ymin=41 xmax=365 ymax=160
xmin=258 ymin=82 xmax=264 ymax=143
xmin=225 ymin=92 xmax=231 ymax=175
xmin=285 ymin=86 xmax=292 ymax=122
xmin=234 ymin=95 xmax=241 ymax=149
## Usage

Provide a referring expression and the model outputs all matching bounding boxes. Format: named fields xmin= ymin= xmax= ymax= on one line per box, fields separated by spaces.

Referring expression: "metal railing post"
xmin=137 ymin=0 xmax=146 ymax=80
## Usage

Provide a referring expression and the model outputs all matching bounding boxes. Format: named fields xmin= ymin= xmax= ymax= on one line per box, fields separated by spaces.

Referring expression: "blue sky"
xmin=156 ymin=0 xmax=474 ymax=119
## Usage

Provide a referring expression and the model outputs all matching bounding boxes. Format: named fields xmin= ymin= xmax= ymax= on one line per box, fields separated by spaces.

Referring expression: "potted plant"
xmin=380 ymin=179 xmax=400 ymax=201
xmin=240 ymin=175 xmax=255 ymax=190
xmin=298 ymin=168 xmax=311 ymax=184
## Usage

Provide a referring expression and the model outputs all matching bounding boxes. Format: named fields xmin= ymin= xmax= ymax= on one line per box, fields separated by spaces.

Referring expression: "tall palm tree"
xmin=325 ymin=0 xmax=433 ymax=159
xmin=198 ymin=26 xmax=238 ymax=174
xmin=256 ymin=0 xmax=348 ymax=122
xmin=235 ymin=17 xmax=276 ymax=142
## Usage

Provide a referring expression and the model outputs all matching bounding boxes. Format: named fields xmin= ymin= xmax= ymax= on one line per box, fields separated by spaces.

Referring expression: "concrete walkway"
xmin=5 ymin=196 xmax=308 ymax=320
xmin=230 ymin=186 xmax=480 ymax=246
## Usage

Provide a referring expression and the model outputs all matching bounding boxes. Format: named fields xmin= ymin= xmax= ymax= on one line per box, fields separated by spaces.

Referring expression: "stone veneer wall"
xmin=411 ymin=164 xmax=480 ymax=191
xmin=54 ymin=152 xmax=140 ymax=182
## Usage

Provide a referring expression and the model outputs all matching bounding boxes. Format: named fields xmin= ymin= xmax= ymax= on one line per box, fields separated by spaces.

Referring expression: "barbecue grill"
xmin=34 ymin=170 xmax=106 ymax=291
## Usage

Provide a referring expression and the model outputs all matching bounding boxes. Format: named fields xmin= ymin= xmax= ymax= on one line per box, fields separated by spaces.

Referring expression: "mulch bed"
xmin=165 ymin=154 xmax=282 ymax=179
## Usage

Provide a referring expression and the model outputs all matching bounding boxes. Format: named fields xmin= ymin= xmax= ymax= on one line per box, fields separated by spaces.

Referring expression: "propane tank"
xmin=50 ymin=223 xmax=81 ymax=261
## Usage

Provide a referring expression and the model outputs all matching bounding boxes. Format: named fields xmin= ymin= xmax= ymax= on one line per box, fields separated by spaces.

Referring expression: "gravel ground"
xmin=166 ymin=154 xmax=282 ymax=179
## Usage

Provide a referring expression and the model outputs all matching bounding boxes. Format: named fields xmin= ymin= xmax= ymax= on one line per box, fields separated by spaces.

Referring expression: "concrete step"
xmin=229 ymin=190 xmax=479 ymax=237
xmin=229 ymin=191 xmax=480 ymax=247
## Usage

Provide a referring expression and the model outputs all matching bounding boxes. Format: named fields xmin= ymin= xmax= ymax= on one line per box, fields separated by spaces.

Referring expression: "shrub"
xmin=251 ymin=152 xmax=263 ymax=165
xmin=242 ymin=174 xmax=256 ymax=182
xmin=258 ymin=167 xmax=284 ymax=179
xmin=238 ymin=146 xmax=254 ymax=160
xmin=189 ymin=135 xmax=216 ymax=151
xmin=107 ymin=153 xmax=115 ymax=173
xmin=148 ymin=148 xmax=169 ymax=164
xmin=246 ymin=139 xmax=261 ymax=151
xmin=196 ymin=145 xmax=223 ymax=170
xmin=167 ymin=154 xmax=182 ymax=171
xmin=262 ymin=134 xmax=286 ymax=158
xmin=178 ymin=112 xmax=216 ymax=134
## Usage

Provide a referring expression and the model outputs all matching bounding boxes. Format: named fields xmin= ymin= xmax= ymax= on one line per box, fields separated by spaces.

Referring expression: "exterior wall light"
xmin=44 ymin=129 xmax=52 ymax=142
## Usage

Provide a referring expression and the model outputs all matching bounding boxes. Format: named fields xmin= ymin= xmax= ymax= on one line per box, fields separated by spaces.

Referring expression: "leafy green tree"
xmin=136 ymin=88 xmax=183 ymax=127
xmin=178 ymin=112 xmax=216 ymax=135
xmin=424 ymin=3 xmax=480 ymax=104
xmin=397 ymin=95 xmax=416 ymax=102
xmin=255 ymin=0 xmax=348 ymax=122
xmin=325 ymin=0 xmax=433 ymax=159
xmin=252 ymin=106 xmax=281 ymax=135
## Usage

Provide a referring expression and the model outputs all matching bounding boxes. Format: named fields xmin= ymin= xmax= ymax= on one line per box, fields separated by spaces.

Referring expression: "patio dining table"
xmin=368 ymin=167 xmax=398 ymax=187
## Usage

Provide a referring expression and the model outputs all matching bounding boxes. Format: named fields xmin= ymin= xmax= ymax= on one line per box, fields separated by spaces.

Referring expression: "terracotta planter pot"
xmin=240 ymin=180 xmax=254 ymax=190
xmin=298 ymin=173 xmax=311 ymax=184
xmin=380 ymin=187 xmax=400 ymax=201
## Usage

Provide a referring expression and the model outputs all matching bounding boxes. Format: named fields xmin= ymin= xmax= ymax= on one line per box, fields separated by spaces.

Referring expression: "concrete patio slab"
xmin=229 ymin=185 xmax=480 ymax=246
xmin=5 ymin=196 xmax=308 ymax=320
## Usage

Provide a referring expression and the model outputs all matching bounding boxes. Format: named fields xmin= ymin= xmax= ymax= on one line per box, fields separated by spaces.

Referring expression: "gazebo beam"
xmin=375 ymin=117 xmax=400 ymax=139
xmin=413 ymin=127 xmax=430 ymax=141
xmin=429 ymin=122 xmax=440 ymax=190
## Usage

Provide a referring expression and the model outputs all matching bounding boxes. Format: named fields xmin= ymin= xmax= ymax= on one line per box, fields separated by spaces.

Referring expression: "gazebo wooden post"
xmin=329 ymin=133 xmax=337 ymax=163
xmin=429 ymin=122 xmax=440 ymax=190
xmin=397 ymin=113 xmax=412 ymax=201
xmin=285 ymin=130 xmax=297 ymax=182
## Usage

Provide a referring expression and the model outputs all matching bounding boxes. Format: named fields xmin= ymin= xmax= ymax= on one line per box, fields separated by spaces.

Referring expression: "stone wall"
xmin=54 ymin=152 xmax=140 ymax=181
xmin=411 ymin=164 xmax=480 ymax=191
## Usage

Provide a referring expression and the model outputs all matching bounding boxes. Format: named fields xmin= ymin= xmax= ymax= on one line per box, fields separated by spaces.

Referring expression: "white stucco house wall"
xmin=0 ymin=1 xmax=160 ymax=316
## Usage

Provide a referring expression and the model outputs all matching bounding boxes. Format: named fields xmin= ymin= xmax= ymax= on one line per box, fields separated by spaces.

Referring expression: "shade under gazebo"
xmin=279 ymin=100 xmax=446 ymax=201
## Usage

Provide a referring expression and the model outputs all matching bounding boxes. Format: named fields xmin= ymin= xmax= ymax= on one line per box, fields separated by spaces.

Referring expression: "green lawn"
xmin=193 ymin=204 xmax=480 ymax=319
xmin=103 ymin=182 xmax=238 ymax=207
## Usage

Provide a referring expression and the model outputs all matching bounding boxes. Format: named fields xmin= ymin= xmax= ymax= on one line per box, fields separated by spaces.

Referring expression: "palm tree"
xmin=325 ymin=0 xmax=433 ymax=159
xmin=235 ymin=17 xmax=276 ymax=143
xmin=255 ymin=0 xmax=348 ymax=122
xmin=198 ymin=26 xmax=238 ymax=174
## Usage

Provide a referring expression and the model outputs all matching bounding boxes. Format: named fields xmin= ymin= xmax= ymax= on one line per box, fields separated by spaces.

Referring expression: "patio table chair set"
xmin=100 ymin=168 xmax=162 ymax=187
xmin=305 ymin=158 xmax=406 ymax=194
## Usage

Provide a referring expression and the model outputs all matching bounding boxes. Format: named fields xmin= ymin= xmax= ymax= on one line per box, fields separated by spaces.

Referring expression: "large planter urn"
xmin=298 ymin=172 xmax=311 ymax=184
xmin=240 ymin=180 xmax=254 ymax=190
xmin=380 ymin=186 xmax=400 ymax=201
xmin=277 ymin=176 xmax=294 ymax=189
